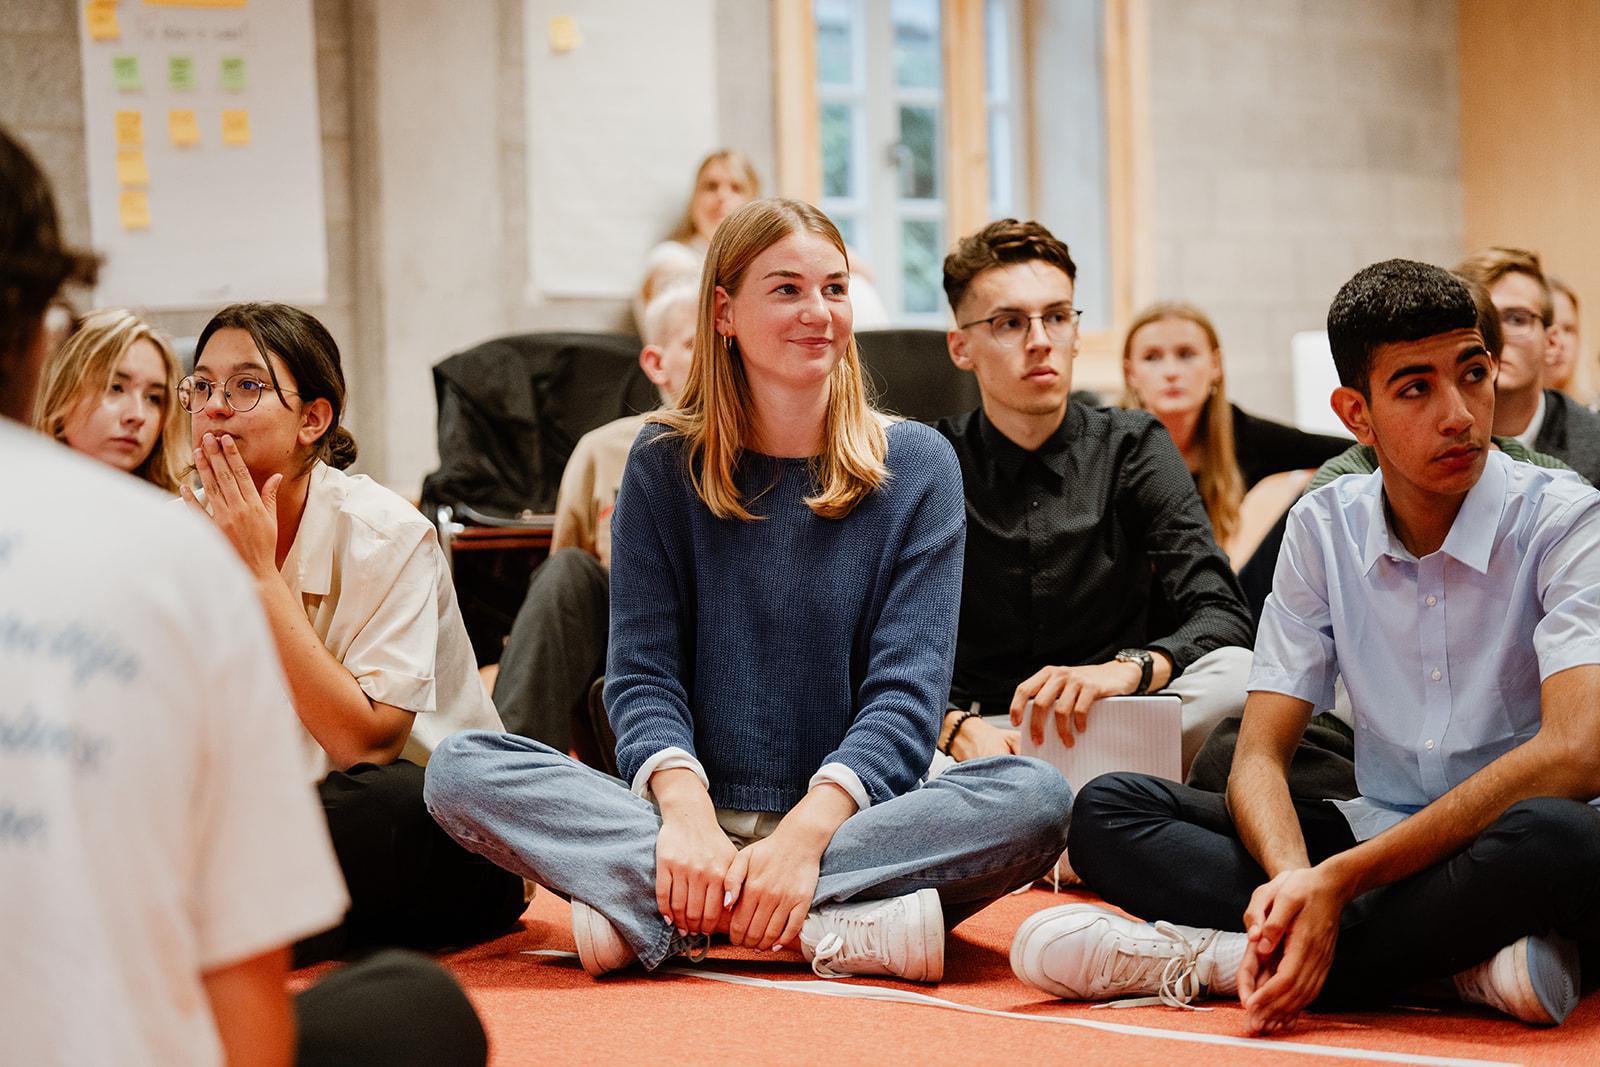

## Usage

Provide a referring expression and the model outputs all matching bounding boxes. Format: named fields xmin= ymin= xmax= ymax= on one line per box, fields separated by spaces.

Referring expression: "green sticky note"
xmin=220 ymin=55 xmax=247 ymax=91
xmin=168 ymin=56 xmax=196 ymax=92
xmin=112 ymin=55 xmax=142 ymax=92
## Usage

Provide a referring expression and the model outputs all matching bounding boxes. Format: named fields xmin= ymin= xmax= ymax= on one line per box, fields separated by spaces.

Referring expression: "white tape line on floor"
xmin=522 ymin=950 xmax=1518 ymax=1067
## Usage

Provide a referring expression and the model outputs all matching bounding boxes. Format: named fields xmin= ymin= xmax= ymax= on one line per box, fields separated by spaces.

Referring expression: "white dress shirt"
xmin=1249 ymin=451 xmax=1600 ymax=840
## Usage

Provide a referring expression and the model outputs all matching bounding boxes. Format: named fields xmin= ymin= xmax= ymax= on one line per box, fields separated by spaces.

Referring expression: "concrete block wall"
xmin=1142 ymin=0 xmax=1464 ymax=421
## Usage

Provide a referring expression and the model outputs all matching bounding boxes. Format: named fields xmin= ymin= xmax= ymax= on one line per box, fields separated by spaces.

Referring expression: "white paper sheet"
xmin=1017 ymin=695 xmax=1182 ymax=790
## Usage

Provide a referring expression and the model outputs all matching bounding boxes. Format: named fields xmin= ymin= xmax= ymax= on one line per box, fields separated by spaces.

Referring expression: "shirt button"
xmin=1425 ymin=738 xmax=1435 ymax=750
xmin=1031 ymin=500 xmax=1039 ymax=509
xmin=1426 ymin=595 xmax=1437 ymax=607
xmin=1431 ymin=668 xmax=1442 ymax=681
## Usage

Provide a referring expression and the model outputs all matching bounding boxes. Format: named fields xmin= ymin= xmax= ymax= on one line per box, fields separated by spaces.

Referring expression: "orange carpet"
xmin=297 ymin=889 xmax=1599 ymax=1065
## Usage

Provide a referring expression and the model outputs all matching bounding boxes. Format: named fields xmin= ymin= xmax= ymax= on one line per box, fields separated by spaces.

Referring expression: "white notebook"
xmin=1015 ymin=695 xmax=1182 ymax=791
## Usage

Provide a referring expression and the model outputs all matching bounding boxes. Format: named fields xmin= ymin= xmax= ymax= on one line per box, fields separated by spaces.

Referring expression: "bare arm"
xmin=253 ymin=574 xmax=413 ymax=769
xmin=201 ymin=947 xmax=294 ymax=1067
xmin=1321 ymin=664 xmax=1600 ymax=899
xmin=186 ymin=434 xmax=412 ymax=769
xmin=1226 ymin=690 xmax=1315 ymax=876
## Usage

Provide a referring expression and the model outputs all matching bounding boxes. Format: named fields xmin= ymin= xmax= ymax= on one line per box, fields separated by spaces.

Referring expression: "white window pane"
xmin=891 ymin=0 xmax=940 ymax=90
xmin=989 ymin=111 xmax=1013 ymax=217
xmin=816 ymin=0 xmax=856 ymax=87
xmin=822 ymin=102 xmax=856 ymax=198
xmin=900 ymin=218 xmax=944 ymax=315
xmin=897 ymin=104 xmax=940 ymax=199
xmin=985 ymin=0 xmax=1010 ymax=100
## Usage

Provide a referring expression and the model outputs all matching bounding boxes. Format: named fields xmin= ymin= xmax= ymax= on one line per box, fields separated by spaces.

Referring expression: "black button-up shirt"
xmin=934 ymin=403 xmax=1254 ymax=709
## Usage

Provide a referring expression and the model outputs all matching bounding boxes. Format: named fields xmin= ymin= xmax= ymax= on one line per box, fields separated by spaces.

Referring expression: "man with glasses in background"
xmin=1456 ymin=247 xmax=1600 ymax=485
xmin=931 ymin=219 xmax=1254 ymax=785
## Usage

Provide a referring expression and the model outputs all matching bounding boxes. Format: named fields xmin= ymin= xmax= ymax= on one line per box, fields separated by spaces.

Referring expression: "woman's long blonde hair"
xmin=1121 ymin=302 xmax=1242 ymax=545
xmin=653 ymin=198 xmax=887 ymax=521
xmin=32 ymin=307 xmax=184 ymax=492
xmin=666 ymin=149 xmax=762 ymax=244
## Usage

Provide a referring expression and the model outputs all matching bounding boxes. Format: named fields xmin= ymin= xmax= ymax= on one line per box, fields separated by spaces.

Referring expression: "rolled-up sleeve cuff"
xmin=631 ymin=747 xmax=709 ymax=800
xmin=1245 ymin=666 xmax=1334 ymax=711
xmin=808 ymin=762 xmax=870 ymax=811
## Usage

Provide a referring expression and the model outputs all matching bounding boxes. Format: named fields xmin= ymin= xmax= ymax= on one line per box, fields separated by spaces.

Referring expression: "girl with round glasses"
xmin=427 ymin=199 xmax=1070 ymax=982
xmin=1121 ymin=302 xmax=1348 ymax=554
xmin=183 ymin=301 xmax=524 ymax=964
xmin=33 ymin=308 xmax=184 ymax=491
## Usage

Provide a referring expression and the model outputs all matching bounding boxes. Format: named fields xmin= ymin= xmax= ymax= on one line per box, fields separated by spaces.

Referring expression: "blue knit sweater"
xmin=604 ymin=419 xmax=966 ymax=812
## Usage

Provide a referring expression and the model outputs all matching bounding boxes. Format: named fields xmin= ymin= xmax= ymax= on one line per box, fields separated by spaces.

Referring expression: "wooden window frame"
xmin=773 ymin=0 xmax=1147 ymax=396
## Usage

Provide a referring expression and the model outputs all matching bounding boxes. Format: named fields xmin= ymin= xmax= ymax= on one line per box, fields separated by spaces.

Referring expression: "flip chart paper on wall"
xmin=79 ymin=0 xmax=326 ymax=308
xmin=524 ymin=0 xmax=717 ymax=299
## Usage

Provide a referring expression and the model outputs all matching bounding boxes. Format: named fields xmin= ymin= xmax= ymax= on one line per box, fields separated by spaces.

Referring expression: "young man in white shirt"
xmin=1012 ymin=259 xmax=1600 ymax=1030
xmin=0 ymin=126 xmax=485 ymax=1066
xmin=493 ymin=284 xmax=697 ymax=766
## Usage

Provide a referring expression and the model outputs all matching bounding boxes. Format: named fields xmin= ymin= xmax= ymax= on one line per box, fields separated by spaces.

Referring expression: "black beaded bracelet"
xmin=941 ymin=709 xmax=982 ymax=756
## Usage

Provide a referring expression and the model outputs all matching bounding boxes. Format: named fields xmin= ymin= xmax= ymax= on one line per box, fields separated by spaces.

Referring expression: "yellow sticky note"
xmin=168 ymin=108 xmax=200 ymax=146
xmin=115 ymin=149 xmax=149 ymax=186
xmin=86 ymin=2 xmax=120 ymax=41
xmin=548 ymin=15 xmax=581 ymax=52
xmin=114 ymin=109 xmax=143 ymax=147
xmin=119 ymin=189 xmax=151 ymax=230
xmin=221 ymin=108 xmax=251 ymax=146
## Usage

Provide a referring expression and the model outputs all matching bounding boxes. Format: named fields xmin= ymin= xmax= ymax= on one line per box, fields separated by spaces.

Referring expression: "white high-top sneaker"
xmin=800 ymin=888 xmax=944 ymax=982
xmin=570 ymin=899 xmax=637 ymax=977
xmin=1010 ymin=903 xmax=1244 ymax=1007
xmin=1452 ymin=933 xmax=1580 ymax=1025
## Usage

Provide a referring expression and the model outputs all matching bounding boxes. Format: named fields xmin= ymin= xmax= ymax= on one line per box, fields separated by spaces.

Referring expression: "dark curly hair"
xmin=1326 ymin=260 xmax=1478 ymax=395
xmin=943 ymin=218 xmax=1077 ymax=316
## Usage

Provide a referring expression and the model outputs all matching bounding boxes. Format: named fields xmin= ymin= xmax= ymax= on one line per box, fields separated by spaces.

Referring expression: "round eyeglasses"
xmin=178 ymin=372 xmax=297 ymax=414
xmin=958 ymin=308 xmax=1083 ymax=347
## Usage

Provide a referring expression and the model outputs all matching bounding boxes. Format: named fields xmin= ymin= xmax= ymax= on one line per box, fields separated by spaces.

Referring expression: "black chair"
xmin=420 ymin=332 xmax=656 ymax=663
xmin=854 ymin=328 xmax=981 ymax=423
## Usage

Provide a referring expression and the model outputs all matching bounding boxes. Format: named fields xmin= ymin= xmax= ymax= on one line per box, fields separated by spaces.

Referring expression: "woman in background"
xmin=1122 ymin=301 xmax=1347 ymax=551
xmin=33 ymin=307 xmax=184 ymax=491
xmin=635 ymin=149 xmax=761 ymax=326
xmin=637 ymin=149 xmax=888 ymax=330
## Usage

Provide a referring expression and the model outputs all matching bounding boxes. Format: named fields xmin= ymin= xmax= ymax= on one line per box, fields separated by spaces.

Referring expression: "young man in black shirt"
xmin=933 ymin=220 xmax=1254 ymax=771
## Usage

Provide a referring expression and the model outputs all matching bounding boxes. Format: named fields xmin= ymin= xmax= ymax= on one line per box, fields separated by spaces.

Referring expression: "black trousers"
xmin=493 ymin=547 xmax=611 ymax=765
xmin=1070 ymin=772 xmax=1600 ymax=1007
xmin=295 ymin=949 xmax=486 ymax=1067
xmin=294 ymin=760 xmax=528 ymax=967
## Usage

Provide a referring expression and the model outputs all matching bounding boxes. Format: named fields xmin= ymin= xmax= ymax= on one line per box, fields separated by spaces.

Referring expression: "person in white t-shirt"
xmin=178 ymin=300 xmax=526 ymax=964
xmin=0 ymin=124 xmax=487 ymax=1067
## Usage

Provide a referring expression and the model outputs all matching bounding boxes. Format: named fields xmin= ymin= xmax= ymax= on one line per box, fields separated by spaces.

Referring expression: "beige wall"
xmin=1459 ymin=0 xmax=1599 ymax=397
xmin=1140 ymin=0 xmax=1465 ymax=422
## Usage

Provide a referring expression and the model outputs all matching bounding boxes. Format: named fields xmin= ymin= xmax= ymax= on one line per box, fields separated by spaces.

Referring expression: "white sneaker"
xmin=800 ymin=888 xmax=944 ymax=982
xmin=570 ymin=898 xmax=636 ymax=977
xmin=1453 ymin=933 xmax=1580 ymax=1025
xmin=1010 ymin=903 xmax=1243 ymax=1007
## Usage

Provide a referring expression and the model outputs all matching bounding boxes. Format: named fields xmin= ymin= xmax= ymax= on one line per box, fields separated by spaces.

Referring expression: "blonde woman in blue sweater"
xmin=425 ymin=199 xmax=1071 ymax=981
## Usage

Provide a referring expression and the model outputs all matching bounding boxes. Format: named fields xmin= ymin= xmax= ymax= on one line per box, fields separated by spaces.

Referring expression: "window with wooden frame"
xmin=773 ymin=0 xmax=1144 ymax=394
